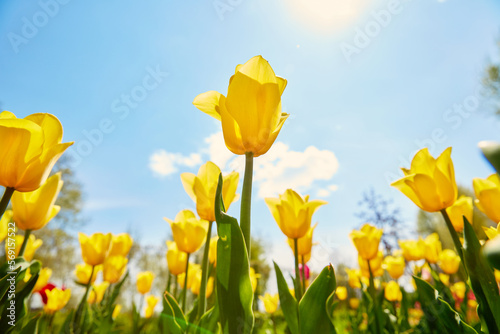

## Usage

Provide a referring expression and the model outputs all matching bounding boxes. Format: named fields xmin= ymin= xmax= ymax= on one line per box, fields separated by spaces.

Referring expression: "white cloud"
xmin=149 ymin=150 xmax=202 ymax=177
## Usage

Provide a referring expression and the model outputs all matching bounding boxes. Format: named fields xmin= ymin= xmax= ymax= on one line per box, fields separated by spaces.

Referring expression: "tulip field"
xmin=1 ymin=54 xmax=500 ymax=334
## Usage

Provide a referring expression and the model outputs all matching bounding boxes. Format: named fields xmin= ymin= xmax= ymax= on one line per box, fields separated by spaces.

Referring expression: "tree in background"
xmin=483 ymin=40 xmax=500 ymax=114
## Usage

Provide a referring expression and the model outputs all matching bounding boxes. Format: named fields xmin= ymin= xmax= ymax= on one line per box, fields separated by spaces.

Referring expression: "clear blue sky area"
xmin=1 ymin=0 xmax=500 ymax=267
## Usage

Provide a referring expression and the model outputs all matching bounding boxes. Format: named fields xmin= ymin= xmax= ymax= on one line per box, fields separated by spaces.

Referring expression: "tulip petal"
xmin=254 ymin=112 xmax=289 ymax=157
xmin=192 ymin=91 xmax=222 ymax=121
xmin=219 ymin=95 xmax=246 ymax=154
xmin=222 ymin=171 xmax=240 ymax=210
xmin=410 ymin=148 xmax=436 ymax=175
xmin=180 ymin=173 xmax=197 ymax=203
xmin=25 ymin=113 xmax=64 ymax=150
xmin=391 ymin=175 xmax=424 ymax=210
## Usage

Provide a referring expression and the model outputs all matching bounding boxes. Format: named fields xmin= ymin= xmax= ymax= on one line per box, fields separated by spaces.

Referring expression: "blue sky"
xmin=1 ymin=0 xmax=500 ymax=270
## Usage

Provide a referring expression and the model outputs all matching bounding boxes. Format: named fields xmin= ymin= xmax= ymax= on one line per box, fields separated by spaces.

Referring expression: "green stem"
xmin=174 ymin=275 xmax=178 ymax=299
xmin=368 ymin=260 xmax=382 ymax=334
xmin=74 ymin=265 xmax=95 ymax=328
xmin=198 ymin=221 xmax=213 ymax=318
xmin=240 ymin=152 xmax=254 ymax=257
xmin=440 ymin=209 xmax=467 ymax=272
xmin=294 ymin=238 xmax=302 ymax=300
xmin=166 ymin=273 xmax=172 ymax=295
xmin=301 ymin=256 xmax=306 ymax=293
xmin=18 ymin=229 xmax=32 ymax=258
xmin=181 ymin=253 xmax=191 ymax=313
xmin=271 ymin=314 xmax=278 ymax=334
xmin=0 ymin=187 xmax=14 ymax=220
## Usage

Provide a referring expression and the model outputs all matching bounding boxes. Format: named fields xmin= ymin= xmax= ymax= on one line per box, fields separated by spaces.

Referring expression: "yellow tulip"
xmin=164 ymin=210 xmax=208 ymax=254
xmin=191 ymin=271 xmax=214 ymax=298
xmin=112 ymin=304 xmax=121 ymax=320
xmin=350 ymin=224 xmax=383 ymax=260
xmin=265 ymin=189 xmax=327 ymax=239
xmin=44 ymin=288 xmax=71 ymax=314
xmin=346 ymin=268 xmax=362 ymax=288
xmin=136 ymin=271 xmax=155 ymax=295
xmin=109 ymin=233 xmax=133 ymax=257
xmin=495 ymin=269 xmax=500 ymax=283
xmin=7 ymin=234 xmax=43 ymax=261
xmin=208 ymin=236 xmax=218 ymax=266
xmin=349 ymin=298 xmax=360 ymax=309
xmin=166 ymin=241 xmax=188 ymax=276
xmin=451 ymin=281 xmax=466 ymax=300
xmin=181 ymin=161 xmax=239 ymax=222
xmin=88 ymin=282 xmax=109 ymax=304
xmin=399 ymin=238 xmax=426 ymax=262
xmin=391 ymin=147 xmax=457 ymax=212
xmin=336 ymin=286 xmax=348 ymax=301
xmin=384 ymin=281 xmax=402 ymax=302
xmin=383 ymin=255 xmax=406 ymax=279
xmin=424 ymin=233 xmax=442 ymax=264
xmin=78 ymin=232 xmax=111 ymax=266
xmin=0 ymin=210 xmax=13 ymax=242
xmin=74 ymin=263 xmax=100 ymax=284
xmin=103 ymin=256 xmax=128 ymax=283
xmin=445 ymin=195 xmax=473 ymax=232
xmin=193 ymin=56 xmax=289 ymax=157
xmin=144 ymin=295 xmax=159 ymax=319
xmin=473 ymin=174 xmax=500 ymax=222
xmin=439 ymin=249 xmax=460 ymax=275
xmin=33 ymin=267 xmax=52 ymax=292
xmin=483 ymin=223 xmax=500 ymax=240
xmin=287 ymin=223 xmax=317 ymax=256
xmin=0 ymin=111 xmax=73 ymax=192
xmin=12 ymin=173 xmax=62 ymax=231
xmin=259 ymin=293 xmax=279 ymax=314
xmin=178 ymin=263 xmax=200 ymax=289
xmin=250 ymin=267 xmax=260 ymax=293
xmin=439 ymin=273 xmax=450 ymax=286
xmin=359 ymin=251 xmax=384 ymax=277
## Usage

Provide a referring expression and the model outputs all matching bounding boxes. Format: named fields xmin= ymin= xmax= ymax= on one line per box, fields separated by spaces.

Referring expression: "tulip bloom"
xmin=32 ymin=267 xmax=52 ymax=293
xmin=391 ymin=148 xmax=457 ymax=212
xmin=483 ymin=223 xmax=500 ymax=240
xmin=193 ymin=56 xmax=288 ymax=157
xmin=336 ymin=286 xmax=348 ymax=301
xmin=349 ymin=298 xmax=360 ymax=309
xmin=75 ymin=263 xmax=100 ymax=285
xmin=265 ymin=189 xmax=327 ymax=239
xmin=346 ymin=268 xmax=362 ymax=289
xmin=181 ymin=161 xmax=239 ymax=222
xmin=399 ymin=238 xmax=426 ymax=262
xmin=103 ymin=256 xmax=128 ymax=283
xmin=44 ymin=287 xmax=71 ymax=314
xmin=78 ymin=232 xmax=112 ymax=266
xmin=359 ymin=251 xmax=384 ymax=277
xmin=350 ymin=224 xmax=383 ymax=261
xmin=112 ymin=304 xmax=121 ymax=320
xmin=473 ymin=174 xmax=500 ymax=222
xmin=191 ymin=272 xmax=214 ymax=298
xmin=178 ymin=263 xmax=200 ymax=289
xmin=423 ymin=233 xmax=442 ymax=264
xmin=384 ymin=281 xmax=402 ymax=302
xmin=208 ymin=236 xmax=218 ymax=266
xmin=250 ymin=267 xmax=260 ymax=293
xmin=259 ymin=293 xmax=279 ymax=314
xmin=439 ymin=249 xmax=460 ymax=275
xmin=383 ymin=255 xmax=406 ymax=279
xmin=439 ymin=273 xmax=450 ymax=286
xmin=136 ymin=271 xmax=155 ymax=295
xmin=144 ymin=295 xmax=159 ymax=319
xmin=8 ymin=234 xmax=43 ymax=261
xmin=0 ymin=210 xmax=13 ymax=242
xmin=12 ymin=173 xmax=63 ymax=231
xmin=88 ymin=282 xmax=109 ymax=304
xmin=451 ymin=281 xmax=466 ymax=300
xmin=109 ymin=233 xmax=133 ymax=257
xmin=287 ymin=223 xmax=317 ymax=256
xmin=164 ymin=210 xmax=208 ymax=254
xmin=166 ymin=241 xmax=188 ymax=276
xmin=445 ymin=195 xmax=473 ymax=232
xmin=0 ymin=112 xmax=73 ymax=192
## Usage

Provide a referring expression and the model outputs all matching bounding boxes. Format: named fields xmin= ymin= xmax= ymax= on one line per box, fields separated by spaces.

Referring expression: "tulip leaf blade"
xmin=214 ymin=174 xmax=254 ymax=334
xmin=161 ymin=291 xmax=188 ymax=334
xmin=273 ymin=261 xmax=299 ymax=334
xmin=298 ymin=264 xmax=337 ymax=334
xmin=413 ymin=276 xmax=478 ymax=334
xmin=462 ymin=216 xmax=500 ymax=333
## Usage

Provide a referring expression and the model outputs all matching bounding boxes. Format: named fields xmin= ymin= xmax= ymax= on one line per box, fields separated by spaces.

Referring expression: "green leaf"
xmin=214 ymin=174 xmax=254 ymax=334
xmin=479 ymin=141 xmax=500 ymax=174
xmin=299 ymin=264 xmax=337 ymax=334
xmin=273 ymin=262 xmax=299 ymax=334
xmin=194 ymin=303 xmax=220 ymax=334
xmin=58 ymin=309 xmax=75 ymax=334
xmin=463 ymin=216 xmax=500 ymax=333
xmin=162 ymin=291 xmax=188 ymax=333
xmin=19 ymin=314 xmax=41 ymax=334
xmin=413 ymin=276 xmax=478 ymax=333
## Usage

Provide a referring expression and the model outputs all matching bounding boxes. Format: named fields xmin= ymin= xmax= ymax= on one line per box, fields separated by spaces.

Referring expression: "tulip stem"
xmin=18 ymin=229 xmax=32 ymax=258
xmin=74 ymin=265 xmax=95 ymax=328
xmin=0 ymin=187 xmax=14 ymax=220
xmin=240 ymin=152 xmax=254 ymax=257
xmin=166 ymin=273 xmax=172 ymax=294
xmin=181 ymin=253 xmax=190 ymax=313
xmin=440 ymin=210 xmax=466 ymax=271
xmin=367 ymin=260 xmax=382 ymax=334
xmin=174 ymin=275 xmax=178 ymax=299
xmin=294 ymin=238 xmax=302 ymax=300
xmin=301 ymin=256 xmax=306 ymax=293
xmin=198 ymin=220 xmax=213 ymax=318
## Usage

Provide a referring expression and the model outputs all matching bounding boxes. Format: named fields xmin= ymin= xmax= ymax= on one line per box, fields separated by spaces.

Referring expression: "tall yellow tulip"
xmin=44 ymin=288 xmax=71 ymax=314
xmin=439 ymin=249 xmax=460 ymax=275
xmin=178 ymin=263 xmax=200 ymax=289
xmin=391 ymin=148 xmax=457 ymax=212
xmin=250 ymin=267 xmax=260 ymax=293
xmin=181 ymin=161 xmax=239 ymax=222
xmin=208 ymin=236 xmax=218 ymax=266
xmin=144 ymin=295 xmax=159 ymax=319
xmin=166 ymin=241 xmax=188 ymax=276
xmin=0 ymin=210 xmax=13 ymax=242
xmin=103 ymin=256 xmax=128 ymax=283
xmin=423 ymin=233 xmax=442 ymax=264
xmin=265 ymin=189 xmax=327 ymax=239
xmin=12 ymin=172 xmax=63 ymax=231
xmin=109 ymin=233 xmax=133 ymax=257
xmin=473 ymin=174 xmax=500 ymax=222
xmin=359 ymin=251 xmax=384 ymax=277
xmin=33 ymin=267 xmax=52 ymax=292
xmin=349 ymin=224 xmax=383 ymax=261
xmin=346 ymin=268 xmax=362 ymax=289
xmin=336 ymin=286 xmax=348 ymax=301
xmin=399 ymin=238 xmax=426 ymax=262
xmin=88 ymin=282 xmax=109 ymax=304
xmin=383 ymin=255 xmax=406 ymax=279
xmin=384 ymin=281 xmax=402 ymax=302
xmin=164 ymin=210 xmax=208 ymax=254
xmin=193 ymin=56 xmax=288 ymax=157
xmin=259 ymin=293 xmax=279 ymax=313
xmin=74 ymin=263 xmax=100 ymax=285
xmin=7 ymin=234 xmax=42 ymax=261
xmin=287 ymin=223 xmax=317 ymax=256
xmin=136 ymin=271 xmax=154 ymax=295
xmin=78 ymin=232 xmax=111 ymax=266
xmin=445 ymin=195 xmax=473 ymax=232
xmin=0 ymin=111 xmax=73 ymax=192
xmin=191 ymin=272 xmax=214 ymax=298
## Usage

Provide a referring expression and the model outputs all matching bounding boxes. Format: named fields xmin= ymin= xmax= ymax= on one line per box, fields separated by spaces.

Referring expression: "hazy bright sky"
xmin=1 ymin=0 xmax=500 ymax=271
